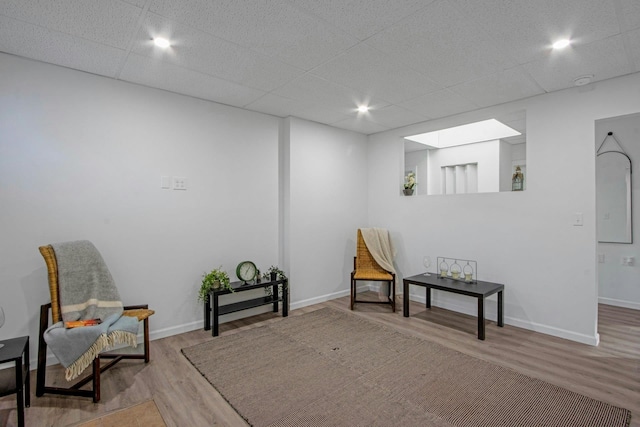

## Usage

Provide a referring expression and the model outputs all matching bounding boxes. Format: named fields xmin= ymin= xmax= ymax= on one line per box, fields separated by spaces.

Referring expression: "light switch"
xmin=161 ymin=176 xmax=171 ymax=189
xmin=598 ymin=254 xmax=605 ymax=263
xmin=573 ymin=213 xmax=583 ymax=226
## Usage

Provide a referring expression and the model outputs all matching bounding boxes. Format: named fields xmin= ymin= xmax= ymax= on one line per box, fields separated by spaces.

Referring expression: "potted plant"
xmin=403 ymin=171 xmax=416 ymax=196
xmin=262 ymin=266 xmax=287 ymax=299
xmin=198 ymin=267 xmax=232 ymax=303
xmin=263 ymin=265 xmax=287 ymax=282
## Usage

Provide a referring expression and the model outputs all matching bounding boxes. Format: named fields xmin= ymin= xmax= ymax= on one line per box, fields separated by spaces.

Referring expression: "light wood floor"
xmin=1 ymin=295 xmax=639 ymax=427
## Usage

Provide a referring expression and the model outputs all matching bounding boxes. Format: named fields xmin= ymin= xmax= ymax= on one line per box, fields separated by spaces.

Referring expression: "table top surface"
xmin=0 ymin=336 xmax=28 ymax=363
xmin=211 ymin=278 xmax=287 ymax=295
xmin=404 ymin=273 xmax=504 ymax=296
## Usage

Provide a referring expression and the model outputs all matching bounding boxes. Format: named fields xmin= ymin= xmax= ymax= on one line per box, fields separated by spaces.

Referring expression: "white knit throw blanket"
xmin=360 ymin=228 xmax=397 ymax=275
xmin=44 ymin=241 xmax=139 ymax=380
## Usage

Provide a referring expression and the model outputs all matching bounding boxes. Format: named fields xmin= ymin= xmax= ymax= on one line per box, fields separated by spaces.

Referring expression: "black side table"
xmin=0 ymin=336 xmax=30 ymax=427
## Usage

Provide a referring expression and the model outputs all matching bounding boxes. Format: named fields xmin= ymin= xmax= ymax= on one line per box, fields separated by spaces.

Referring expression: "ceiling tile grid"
xmin=0 ymin=0 xmax=143 ymax=50
xmin=129 ymin=12 xmax=304 ymax=92
xmin=0 ymin=15 xmax=125 ymax=78
xmin=120 ymin=53 xmax=267 ymax=108
xmin=0 ymin=0 xmax=639 ymax=134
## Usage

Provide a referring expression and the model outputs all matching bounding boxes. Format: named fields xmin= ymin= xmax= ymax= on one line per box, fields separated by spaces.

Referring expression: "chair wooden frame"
xmin=350 ymin=229 xmax=396 ymax=312
xmin=36 ymin=245 xmax=153 ymax=403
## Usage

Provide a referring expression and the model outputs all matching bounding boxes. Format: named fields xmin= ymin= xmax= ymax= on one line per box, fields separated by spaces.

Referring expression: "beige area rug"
xmin=74 ymin=400 xmax=166 ymax=427
xmin=182 ymin=308 xmax=631 ymax=427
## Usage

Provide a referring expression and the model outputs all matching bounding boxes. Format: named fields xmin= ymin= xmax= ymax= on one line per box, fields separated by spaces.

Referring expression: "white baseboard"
xmin=598 ymin=297 xmax=640 ymax=311
xmin=405 ymin=290 xmax=600 ymax=346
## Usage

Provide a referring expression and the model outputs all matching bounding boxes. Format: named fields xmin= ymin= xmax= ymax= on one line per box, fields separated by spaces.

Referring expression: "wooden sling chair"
xmin=36 ymin=244 xmax=154 ymax=403
xmin=350 ymin=229 xmax=396 ymax=312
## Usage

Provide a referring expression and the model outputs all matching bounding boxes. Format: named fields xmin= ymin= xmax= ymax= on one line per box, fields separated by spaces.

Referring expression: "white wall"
xmin=368 ymin=72 xmax=640 ymax=345
xmin=596 ymin=112 xmax=640 ymax=310
xmin=285 ymin=117 xmax=368 ymax=307
xmin=0 ymin=54 xmax=281 ymax=356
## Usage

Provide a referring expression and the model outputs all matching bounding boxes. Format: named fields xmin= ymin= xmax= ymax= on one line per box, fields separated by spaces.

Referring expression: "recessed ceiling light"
xmin=552 ymin=39 xmax=571 ymax=49
xmin=357 ymin=105 xmax=369 ymax=113
xmin=153 ymin=37 xmax=171 ymax=48
xmin=573 ymin=75 xmax=594 ymax=86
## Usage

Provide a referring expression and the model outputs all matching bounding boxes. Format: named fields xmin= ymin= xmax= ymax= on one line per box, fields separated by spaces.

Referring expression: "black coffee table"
xmin=403 ymin=274 xmax=504 ymax=340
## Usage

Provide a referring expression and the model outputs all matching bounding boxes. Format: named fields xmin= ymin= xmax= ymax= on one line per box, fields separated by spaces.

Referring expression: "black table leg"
xmin=282 ymin=280 xmax=288 ymax=317
xmin=15 ymin=358 xmax=24 ymax=427
xmin=403 ymin=280 xmax=409 ymax=317
xmin=24 ymin=339 xmax=30 ymax=408
xmin=213 ymin=293 xmax=219 ymax=337
xmin=498 ymin=290 xmax=504 ymax=327
xmin=272 ymin=283 xmax=278 ymax=312
xmin=478 ymin=296 xmax=485 ymax=340
xmin=204 ymin=296 xmax=211 ymax=331
xmin=426 ymin=287 xmax=431 ymax=308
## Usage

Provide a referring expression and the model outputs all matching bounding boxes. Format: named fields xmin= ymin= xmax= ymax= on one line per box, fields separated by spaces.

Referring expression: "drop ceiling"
xmin=1 ymin=0 xmax=639 ymax=135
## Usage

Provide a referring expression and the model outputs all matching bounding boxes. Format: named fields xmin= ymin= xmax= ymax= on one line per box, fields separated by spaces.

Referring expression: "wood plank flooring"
xmin=1 ymin=295 xmax=638 ymax=427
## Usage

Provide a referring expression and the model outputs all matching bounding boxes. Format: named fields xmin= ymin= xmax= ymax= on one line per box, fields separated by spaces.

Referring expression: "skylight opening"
xmin=404 ymin=119 xmax=521 ymax=149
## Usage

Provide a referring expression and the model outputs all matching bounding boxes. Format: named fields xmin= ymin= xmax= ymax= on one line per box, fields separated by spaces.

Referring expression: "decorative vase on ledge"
xmin=403 ymin=188 xmax=414 ymax=196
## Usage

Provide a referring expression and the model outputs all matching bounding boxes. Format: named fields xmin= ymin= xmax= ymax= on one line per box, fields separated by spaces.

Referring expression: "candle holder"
xmin=436 ymin=257 xmax=477 ymax=283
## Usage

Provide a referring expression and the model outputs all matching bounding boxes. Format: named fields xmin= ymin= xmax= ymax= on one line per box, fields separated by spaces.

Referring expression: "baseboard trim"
xmin=598 ymin=297 xmax=640 ymax=311
xmin=406 ymin=290 xmax=600 ymax=346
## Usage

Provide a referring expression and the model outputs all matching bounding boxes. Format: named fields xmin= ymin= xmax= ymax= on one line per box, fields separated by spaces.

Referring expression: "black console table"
xmin=204 ymin=278 xmax=288 ymax=337
xmin=403 ymin=274 xmax=503 ymax=340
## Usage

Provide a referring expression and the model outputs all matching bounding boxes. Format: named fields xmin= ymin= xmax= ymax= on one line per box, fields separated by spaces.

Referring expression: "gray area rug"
xmin=182 ymin=308 xmax=631 ymax=427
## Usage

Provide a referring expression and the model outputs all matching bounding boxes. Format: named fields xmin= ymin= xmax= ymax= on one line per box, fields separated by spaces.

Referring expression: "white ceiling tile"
xmin=366 ymin=0 xmax=515 ymax=87
xmin=524 ymin=35 xmax=632 ymax=92
xmin=449 ymin=66 xmax=544 ymax=107
xmin=628 ymin=28 xmax=640 ymax=71
xmin=148 ymin=0 xmax=358 ymax=70
xmin=131 ymin=13 xmax=304 ymax=91
xmin=399 ymin=89 xmax=478 ymax=120
xmin=331 ymin=116 xmax=390 ymax=135
xmin=450 ymin=0 xmax=620 ymax=65
xmin=0 ymin=15 xmax=124 ymax=78
xmin=309 ymin=43 xmax=442 ymax=104
xmin=273 ymin=74 xmax=389 ymax=115
xmin=245 ymin=93 xmax=351 ymax=123
xmin=364 ymin=105 xmax=429 ymax=129
xmin=0 ymin=0 xmax=143 ymax=49
xmin=121 ymin=0 xmax=148 ymax=7
xmin=287 ymin=0 xmax=433 ymax=40
xmin=619 ymin=0 xmax=640 ymax=31
xmin=120 ymin=53 xmax=266 ymax=108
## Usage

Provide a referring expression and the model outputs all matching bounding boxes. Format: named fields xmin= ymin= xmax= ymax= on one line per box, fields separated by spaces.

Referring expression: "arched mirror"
xmin=596 ymin=132 xmax=632 ymax=243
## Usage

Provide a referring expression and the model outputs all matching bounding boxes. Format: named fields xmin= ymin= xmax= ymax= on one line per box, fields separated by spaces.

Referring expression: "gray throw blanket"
xmin=44 ymin=240 xmax=139 ymax=380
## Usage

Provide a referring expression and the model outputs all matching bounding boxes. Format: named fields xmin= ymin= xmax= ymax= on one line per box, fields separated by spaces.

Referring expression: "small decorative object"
xmin=236 ymin=260 xmax=258 ymax=283
xmin=198 ymin=267 xmax=231 ymax=303
xmin=423 ymin=256 xmax=432 ymax=276
xmin=512 ymin=165 xmax=524 ymax=191
xmin=439 ymin=260 xmax=449 ymax=278
xmin=403 ymin=171 xmax=416 ymax=196
xmin=437 ymin=257 xmax=477 ymax=283
xmin=463 ymin=263 xmax=474 ymax=282
xmin=450 ymin=262 xmax=461 ymax=279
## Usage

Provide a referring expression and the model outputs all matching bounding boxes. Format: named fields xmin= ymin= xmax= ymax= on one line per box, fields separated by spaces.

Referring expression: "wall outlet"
xmin=173 ymin=176 xmax=188 ymax=190
xmin=622 ymin=256 xmax=636 ymax=266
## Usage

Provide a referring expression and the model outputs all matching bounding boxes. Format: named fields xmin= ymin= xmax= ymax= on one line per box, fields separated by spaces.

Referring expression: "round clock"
xmin=236 ymin=261 xmax=257 ymax=283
